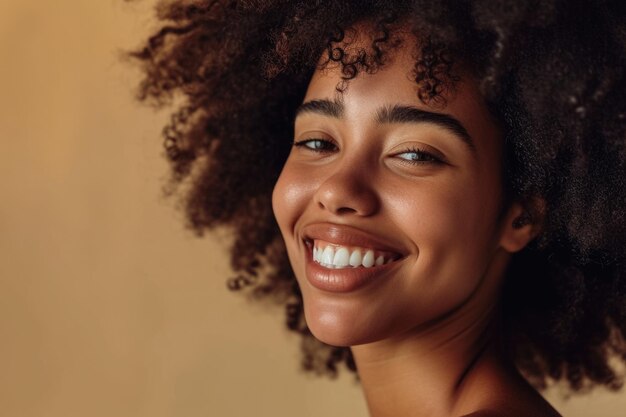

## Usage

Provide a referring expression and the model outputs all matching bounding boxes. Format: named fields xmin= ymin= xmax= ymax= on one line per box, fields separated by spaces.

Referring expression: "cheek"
xmin=271 ymin=168 xmax=293 ymax=235
xmin=416 ymin=171 xmax=501 ymax=240
xmin=272 ymin=165 xmax=305 ymax=279
xmin=388 ymin=178 xmax=479 ymax=244
xmin=391 ymin=177 xmax=501 ymax=297
xmin=271 ymin=161 xmax=314 ymax=238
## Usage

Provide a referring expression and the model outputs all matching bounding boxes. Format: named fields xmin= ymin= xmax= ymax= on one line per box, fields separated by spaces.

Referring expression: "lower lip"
xmin=304 ymin=246 xmax=399 ymax=293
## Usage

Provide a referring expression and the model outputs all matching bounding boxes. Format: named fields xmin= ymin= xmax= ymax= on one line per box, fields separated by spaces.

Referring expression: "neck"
xmin=353 ymin=307 xmax=503 ymax=417
xmin=351 ymin=249 xmax=515 ymax=417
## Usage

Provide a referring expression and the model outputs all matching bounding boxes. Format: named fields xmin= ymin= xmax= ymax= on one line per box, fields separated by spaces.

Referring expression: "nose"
xmin=313 ymin=166 xmax=380 ymax=216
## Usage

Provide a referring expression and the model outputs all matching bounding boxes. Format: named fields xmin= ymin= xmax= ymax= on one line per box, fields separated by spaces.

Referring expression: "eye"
xmin=293 ymin=138 xmax=337 ymax=153
xmin=394 ymin=147 xmax=444 ymax=165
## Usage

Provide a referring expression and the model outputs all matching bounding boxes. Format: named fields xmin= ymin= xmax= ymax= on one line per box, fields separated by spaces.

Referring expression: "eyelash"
xmin=293 ymin=138 xmax=337 ymax=153
xmin=394 ymin=146 xmax=443 ymax=165
xmin=293 ymin=138 xmax=444 ymax=165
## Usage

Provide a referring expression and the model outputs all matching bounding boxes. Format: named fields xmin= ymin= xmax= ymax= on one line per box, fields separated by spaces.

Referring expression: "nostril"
xmin=313 ymin=175 xmax=379 ymax=216
xmin=316 ymin=199 xmax=360 ymax=215
xmin=336 ymin=207 xmax=357 ymax=214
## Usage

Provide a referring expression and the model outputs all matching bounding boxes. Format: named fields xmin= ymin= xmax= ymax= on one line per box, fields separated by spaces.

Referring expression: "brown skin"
xmin=272 ymin=35 xmax=560 ymax=416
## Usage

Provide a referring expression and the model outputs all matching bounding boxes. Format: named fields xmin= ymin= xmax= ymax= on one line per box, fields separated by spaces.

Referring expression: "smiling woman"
xmin=131 ymin=1 xmax=626 ymax=416
xmin=273 ymin=42 xmax=550 ymax=415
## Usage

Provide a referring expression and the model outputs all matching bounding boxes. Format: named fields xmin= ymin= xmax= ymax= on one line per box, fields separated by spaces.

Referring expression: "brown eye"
xmin=293 ymin=138 xmax=337 ymax=152
xmin=394 ymin=147 xmax=443 ymax=164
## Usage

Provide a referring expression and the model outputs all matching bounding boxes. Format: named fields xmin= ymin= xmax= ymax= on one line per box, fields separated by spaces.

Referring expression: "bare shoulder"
xmin=459 ymin=411 xmax=505 ymax=417
xmin=460 ymin=408 xmax=562 ymax=417
xmin=455 ymin=369 xmax=563 ymax=417
xmin=457 ymin=389 xmax=563 ymax=417
xmin=458 ymin=392 xmax=562 ymax=417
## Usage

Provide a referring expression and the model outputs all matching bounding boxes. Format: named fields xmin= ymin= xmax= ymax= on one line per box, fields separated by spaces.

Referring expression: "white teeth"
xmin=362 ymin=250 xmax=375 ymax=267
xmin=321 ymin=246 xmax=335 ymax=265
xmin=349 ymin=249 xmax=362 ymax=267
xmin=313 ymin=243 xmax=397 ymax=269
xmin=333 ymin=247 xmax=350 ymax=267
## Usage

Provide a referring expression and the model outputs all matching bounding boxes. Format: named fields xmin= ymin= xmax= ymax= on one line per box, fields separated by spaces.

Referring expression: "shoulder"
xmin=459 ymin=405 xmax=562 ymax=417
xmin=457 ymin=395 xmax=563 ymax=417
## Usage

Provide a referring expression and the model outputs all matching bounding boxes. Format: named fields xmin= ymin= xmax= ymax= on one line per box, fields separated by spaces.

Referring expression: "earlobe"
xmin=499 ymin=199 xmax=545 ymax=253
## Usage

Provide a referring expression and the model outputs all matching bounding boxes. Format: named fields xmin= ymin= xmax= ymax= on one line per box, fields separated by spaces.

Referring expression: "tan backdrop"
xmin=0 ymin=1 xmax=624 ymax=416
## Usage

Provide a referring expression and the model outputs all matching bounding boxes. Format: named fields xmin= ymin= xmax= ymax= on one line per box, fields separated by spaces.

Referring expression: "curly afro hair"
xmin=131 ymin=0 xmax=626 ymax=393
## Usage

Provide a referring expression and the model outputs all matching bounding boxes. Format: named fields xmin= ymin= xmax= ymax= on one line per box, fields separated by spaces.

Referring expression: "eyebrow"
xmin=295 ymin=99 xmax=476 ymax=153
xmin=295 ymin=98 xmax=344 ymax=118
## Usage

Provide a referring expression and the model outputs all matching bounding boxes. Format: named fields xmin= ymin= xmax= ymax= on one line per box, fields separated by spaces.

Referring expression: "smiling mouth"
xmin=306 ymin=239 xmax=402 ymax=269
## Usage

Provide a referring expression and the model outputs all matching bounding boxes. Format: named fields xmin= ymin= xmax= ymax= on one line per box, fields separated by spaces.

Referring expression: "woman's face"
xmin=272 ymin=44 xmax=523 ymax=347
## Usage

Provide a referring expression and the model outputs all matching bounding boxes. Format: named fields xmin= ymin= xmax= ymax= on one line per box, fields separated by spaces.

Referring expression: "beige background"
xmin=0 ymin=1 xmax=624 ymax=416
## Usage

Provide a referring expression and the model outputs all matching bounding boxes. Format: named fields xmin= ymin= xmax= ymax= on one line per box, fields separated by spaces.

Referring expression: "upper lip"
xmin=301 ymin=222 xmax=408 ymax=257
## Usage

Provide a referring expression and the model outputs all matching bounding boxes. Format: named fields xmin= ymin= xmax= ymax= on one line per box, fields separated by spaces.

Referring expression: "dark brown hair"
xmin=131 ymin=0 xmax=626 ymax=392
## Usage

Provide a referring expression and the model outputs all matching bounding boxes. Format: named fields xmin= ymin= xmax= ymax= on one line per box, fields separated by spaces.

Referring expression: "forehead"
xmin=303 ymin=44 xmax=502 ymax=160
xmin=306 ymin=47 xmax=425 ymax=113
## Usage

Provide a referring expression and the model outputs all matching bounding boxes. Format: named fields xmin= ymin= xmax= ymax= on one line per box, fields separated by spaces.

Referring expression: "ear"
xmin=498 ymin=198 xmax=545 ymax=253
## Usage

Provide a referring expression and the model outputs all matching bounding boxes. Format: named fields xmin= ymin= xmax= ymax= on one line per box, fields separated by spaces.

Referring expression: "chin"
xmin=302 ymin=296 xmax=386 ymax=347
xmin=305 ymin=316 xmax=360 ymax=347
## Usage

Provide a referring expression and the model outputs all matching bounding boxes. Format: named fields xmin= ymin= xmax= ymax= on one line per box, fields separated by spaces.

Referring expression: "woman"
xmin=132 ymin=1 xmax=626 ymax=415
